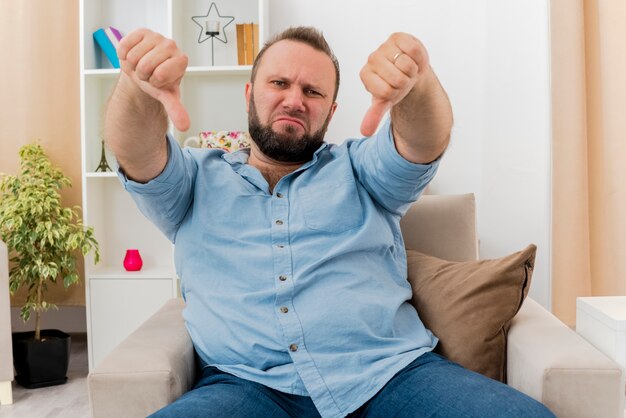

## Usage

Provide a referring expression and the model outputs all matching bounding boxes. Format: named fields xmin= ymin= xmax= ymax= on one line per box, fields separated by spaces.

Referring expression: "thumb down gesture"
xmin=359 ymin=33 xmax=429 ymax=137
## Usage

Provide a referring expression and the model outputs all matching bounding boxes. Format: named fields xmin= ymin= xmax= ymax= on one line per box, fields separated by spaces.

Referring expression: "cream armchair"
xmin=88 ymin=194 xmax=625 ymax=417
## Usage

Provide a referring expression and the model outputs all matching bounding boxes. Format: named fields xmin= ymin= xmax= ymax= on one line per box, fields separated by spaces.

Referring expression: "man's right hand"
xmin=117 ymin=28 xmax=191 ymax=132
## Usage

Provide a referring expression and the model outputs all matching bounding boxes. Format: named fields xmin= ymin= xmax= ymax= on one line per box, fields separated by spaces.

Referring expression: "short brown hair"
xmin=251 ymin=26 xmax=340 ymax=101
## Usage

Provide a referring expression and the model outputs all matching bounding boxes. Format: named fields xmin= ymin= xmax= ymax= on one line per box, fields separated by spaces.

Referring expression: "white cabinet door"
xmin=89 ymin=278 xmax=174 ymax=368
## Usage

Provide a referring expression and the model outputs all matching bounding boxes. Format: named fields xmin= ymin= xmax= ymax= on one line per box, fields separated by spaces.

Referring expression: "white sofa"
xmin=88 ymin=194 xmax=625 ymax=417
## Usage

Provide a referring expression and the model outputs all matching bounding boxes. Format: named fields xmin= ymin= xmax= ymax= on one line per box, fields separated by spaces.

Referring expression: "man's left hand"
xmin=359 ymin=33 xmax=429 ymax=137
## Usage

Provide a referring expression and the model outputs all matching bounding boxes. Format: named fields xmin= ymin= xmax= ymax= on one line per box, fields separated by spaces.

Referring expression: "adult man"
xmin=105 ymin=26 xmax=553 ymax=417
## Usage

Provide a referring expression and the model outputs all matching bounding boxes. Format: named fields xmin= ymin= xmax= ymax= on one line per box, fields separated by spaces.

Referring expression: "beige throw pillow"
xmin=406 ymin=244 xmax=537 ymax=382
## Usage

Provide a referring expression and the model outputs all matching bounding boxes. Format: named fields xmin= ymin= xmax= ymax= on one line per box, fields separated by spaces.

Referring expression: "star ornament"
xmin=192 ymin=2 xmax=235 ymax=44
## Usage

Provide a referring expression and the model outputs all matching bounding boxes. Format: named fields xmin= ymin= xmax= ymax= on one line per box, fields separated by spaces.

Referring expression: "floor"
xmin=0 ymin=334 xmax=90 ymax=418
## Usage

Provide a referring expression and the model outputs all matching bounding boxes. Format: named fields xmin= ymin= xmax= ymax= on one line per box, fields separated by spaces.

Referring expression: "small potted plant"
xmin=0 ymin=142 xmax=99 ymax=388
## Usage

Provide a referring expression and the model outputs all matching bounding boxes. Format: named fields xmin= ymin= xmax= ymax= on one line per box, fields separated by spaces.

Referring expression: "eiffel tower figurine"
xmin=95 ymin=140 xmax=112 ymax=172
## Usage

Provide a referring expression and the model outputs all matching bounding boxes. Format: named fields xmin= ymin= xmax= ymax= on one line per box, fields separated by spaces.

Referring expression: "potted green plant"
xmin=0 ymin=142 xmax=99 ymax=388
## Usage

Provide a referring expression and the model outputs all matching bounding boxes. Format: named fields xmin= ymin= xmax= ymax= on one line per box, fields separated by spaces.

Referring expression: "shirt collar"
xmin=222 ymin=142 xmax=329 ymax=172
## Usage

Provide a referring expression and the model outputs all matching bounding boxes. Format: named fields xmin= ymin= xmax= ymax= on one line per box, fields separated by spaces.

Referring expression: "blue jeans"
xmin=149 ymin=352 xmax=555 ymax=417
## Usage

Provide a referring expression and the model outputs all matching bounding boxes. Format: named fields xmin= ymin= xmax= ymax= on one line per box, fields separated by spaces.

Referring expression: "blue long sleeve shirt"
xmin=118 ymin=119 xmax=440 ymax=417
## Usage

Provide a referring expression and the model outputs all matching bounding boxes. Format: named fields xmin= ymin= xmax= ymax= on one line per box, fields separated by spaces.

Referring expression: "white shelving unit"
xmin=79 ymin=0 xmax=268 ymax=370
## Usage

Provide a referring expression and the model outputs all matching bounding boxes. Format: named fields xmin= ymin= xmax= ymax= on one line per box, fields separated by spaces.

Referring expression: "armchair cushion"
xmin=407 ymin=244 xmax=536 ymax=382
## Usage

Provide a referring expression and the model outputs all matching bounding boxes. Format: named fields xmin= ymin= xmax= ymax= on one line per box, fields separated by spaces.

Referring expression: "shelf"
xmin=84 ymin=68 xmax=120 ymax=78
xmin=86 ymin=172 xmax=118 ymax=179
xmin=173 ymin=0 xmax=262 ymax=67
xmin=89 ymin=266 xmax=174 ymax=280
xmin=186 ymin=65 xmax=252 ymax=75
xmin=84 ymin=66 xmax=250 ymax=77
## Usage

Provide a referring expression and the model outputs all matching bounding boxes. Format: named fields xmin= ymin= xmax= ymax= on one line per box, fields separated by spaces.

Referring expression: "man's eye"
xmin=272 ymin=80 xmax=286 ymax=87
xmin=305 ymin=89 xmax=321 ymax=96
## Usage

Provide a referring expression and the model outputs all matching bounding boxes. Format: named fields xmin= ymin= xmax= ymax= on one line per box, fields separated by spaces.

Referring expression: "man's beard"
xmin=248 ymin=95 xmax=331 ymax=163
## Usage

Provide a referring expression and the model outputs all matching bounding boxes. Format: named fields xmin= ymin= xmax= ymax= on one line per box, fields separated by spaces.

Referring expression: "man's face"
xmin=245 ymin=40 xmax=338 ymax=163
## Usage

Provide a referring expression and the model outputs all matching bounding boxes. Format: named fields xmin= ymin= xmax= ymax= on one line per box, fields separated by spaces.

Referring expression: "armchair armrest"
xmin=88 ymin=298 xmax=195 ymax=418
xmin=508 ymin=298 xmax=624 ymax=418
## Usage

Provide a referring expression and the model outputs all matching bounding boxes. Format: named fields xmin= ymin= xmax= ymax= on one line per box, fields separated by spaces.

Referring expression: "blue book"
xmin=93 ymin=28 xmax=120 ymax=68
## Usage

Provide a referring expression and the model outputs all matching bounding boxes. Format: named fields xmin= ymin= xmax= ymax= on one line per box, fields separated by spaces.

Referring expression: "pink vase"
xmin=123 ymin=249 xmax=143 ymax=271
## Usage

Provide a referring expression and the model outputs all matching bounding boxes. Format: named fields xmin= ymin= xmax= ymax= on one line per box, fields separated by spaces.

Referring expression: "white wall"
xmin=269 ymin=0 xmax=552 ymax=308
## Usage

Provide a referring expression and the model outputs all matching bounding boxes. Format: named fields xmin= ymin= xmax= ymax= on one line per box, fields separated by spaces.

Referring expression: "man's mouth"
xmin=274 ymin=116 xmax=306 ymax=130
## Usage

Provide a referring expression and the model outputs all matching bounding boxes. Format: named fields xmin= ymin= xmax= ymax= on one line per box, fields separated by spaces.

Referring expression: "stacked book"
xmin=93 ymin=26 xmax=123 ymax=68
xmin=236 ymin=23 xmax=259 ymax=65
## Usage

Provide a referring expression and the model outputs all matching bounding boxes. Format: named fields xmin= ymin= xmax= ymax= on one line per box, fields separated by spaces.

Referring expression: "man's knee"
xmin=149 ymin=371 xmax=285 ymax=418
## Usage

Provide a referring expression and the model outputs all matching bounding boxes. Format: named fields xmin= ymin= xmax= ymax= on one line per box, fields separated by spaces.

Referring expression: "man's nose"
xmin=281 ymin=87 xmax=305 ymax=112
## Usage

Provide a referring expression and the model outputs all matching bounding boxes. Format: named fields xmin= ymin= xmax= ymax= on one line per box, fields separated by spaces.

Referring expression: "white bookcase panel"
xmin=84 ymin=177 xmax=174 ymax=274
xmin=177 ymin=73 xmax=251 ymax=142
xmin=80 ymin=0 xmax=268 ymax=370
xmin=83 ymin=74 xmax=118 ymax=174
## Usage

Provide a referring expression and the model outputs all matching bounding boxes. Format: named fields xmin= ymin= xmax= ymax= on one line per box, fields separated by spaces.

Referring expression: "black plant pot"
xmin=12 ymin=329 xmax=71 ymax=389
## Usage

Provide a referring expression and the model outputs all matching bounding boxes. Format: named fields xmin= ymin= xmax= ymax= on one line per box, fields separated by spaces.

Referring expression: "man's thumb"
xmin=360 ymin=99 xmax=391 ymax=137
xmin=162 ymin=94 xmax=191 ymax=132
